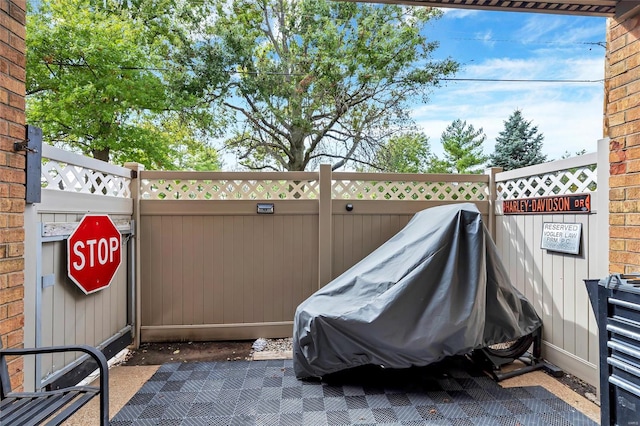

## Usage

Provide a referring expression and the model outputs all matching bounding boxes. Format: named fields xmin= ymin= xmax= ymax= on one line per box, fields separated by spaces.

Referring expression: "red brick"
xmin=8 ymin=6 xmax=24 ymax=27
xmin=0 ymin=103 xmax=24 ymax=125
xmin=0 ymin=258 xmax=23 ymax=273
xmin=611 ymin=188 xmax=626 ymax=200
xmin=6 ymin=328 xmax=23 ymax=347
xmin=627 ymin=187 xmax=640 ymax=199
xmin=609 ymin=33 xmax=628 ymax=53
xmin=0 ymin=285 xmax=22 ymax=302
xmin=7 ymin=151 xmax=23 ymax=168
xmin=7 ymin=32 xmax=23 ymax=53
xmin=628 ymin=52 xmax=640 ymax=70
xmin=628 ymin=79 xmax=640 ymax=96
xmin=609 ymin=111 xmax=626 ymax=127
xmin=610 ymin=250 xmax=640 ymax=265
xmin=628 ymin=107 xmax=640 ymax=122
xmin=626 ymin=240 xmax=640 ymax=252
xmin=611 ymin=22 xmax=631 ymax=46
xmin=8 ymin=123 xmax=23 ymax=139
xmin=9 ymin=364 xmax=23 ymax=391
xmin=8 ymin=271 xmax=23 ymax=287
xmin=0 ymin=198 xmax=25 ymax=213
xmin=13 ymin=0 xmax=26 ymax=13
xmin=627 ymin=159 xmax=640 ymax=173
xmin=7 ymin=213 xmax=22 ymax=227
xmin=0 ymin=314 xmax=23 ymax=335
xmin=610 ymin=263 xmax=625 ymax=274
xmin=607 ymin=96 xmax=637 ymax=115
xmin=0 ymin=72 xmax=24 ymax=96
xmin=8 ymin=183 xmax=22 ymax=198
xmin=608 ymin=83 xmax=627 ymax=101
xmin=612 ymin=200 xmax=640 ymax=213
xmin=0 ymin=12 xmax=25 ymax=39
xmin=7 ymin=242 xmax=21 ymax=256
xmin=0 ymin=167 xmax=24 ymax=183
xmin=7 ymin=300 xmax=22 ymax=317
xmin=610 ymin=120 xmax=640 ymax=138
xmin=626 ymin=133 xmax=640 ymax=147
xmin=611 ymin=139 xmax=624 ymax=151
xmin=611 ymin=162 xmax=627 ymax=175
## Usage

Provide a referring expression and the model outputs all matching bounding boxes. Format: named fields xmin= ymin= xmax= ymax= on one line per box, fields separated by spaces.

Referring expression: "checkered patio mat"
xmin=110 ymin=358 xmax=597 ymax=425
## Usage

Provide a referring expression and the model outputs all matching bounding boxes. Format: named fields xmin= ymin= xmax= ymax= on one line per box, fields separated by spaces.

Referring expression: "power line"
xmin=441 ymin=77 xmax=603 ymax=83
xmin=448 ymin=37 xmax=606 ymax=48
xmin=41 ymin=62 xmax=603 ymax=83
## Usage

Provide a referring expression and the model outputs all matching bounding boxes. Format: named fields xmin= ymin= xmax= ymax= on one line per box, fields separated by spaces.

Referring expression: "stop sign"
xmin=67 ymin=214 xmax=122 ymax=294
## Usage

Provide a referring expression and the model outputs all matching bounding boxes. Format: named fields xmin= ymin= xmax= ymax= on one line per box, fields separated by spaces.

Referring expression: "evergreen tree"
xmin=489 ymin=110 xmax=547 ymax=171
xmin=439 ymin=119 xmax=488 ymax=173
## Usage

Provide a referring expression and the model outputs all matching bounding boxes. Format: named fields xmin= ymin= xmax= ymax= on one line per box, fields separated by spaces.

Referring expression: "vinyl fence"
xmin=23 ymin=144 xmax=134 ymax=391
xmin=494 ymin=138 xmax=609 ymax=387
xmin=23 ymin=139 xmax=608 ymax=390
xmin=137 ymin=164 xmax=493 ymax=342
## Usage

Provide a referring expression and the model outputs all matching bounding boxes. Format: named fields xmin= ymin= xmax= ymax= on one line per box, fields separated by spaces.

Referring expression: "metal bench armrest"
xmin=1 ymin=344 xmax=109 ymax=425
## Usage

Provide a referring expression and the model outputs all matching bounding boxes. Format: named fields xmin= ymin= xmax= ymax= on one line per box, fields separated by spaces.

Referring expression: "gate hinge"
xmin=41 ymin=274 xmax=55 ymax=289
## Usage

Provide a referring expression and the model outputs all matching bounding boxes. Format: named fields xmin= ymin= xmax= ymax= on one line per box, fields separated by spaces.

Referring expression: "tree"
xmin=489 ymin=110 xmax=547 ymax=171
xmin=560 ymin=149 xmax=588 ymax=159
xmin=373 ymin=132 xmax=433 ymax=173
xmin=438 ymin=119 xmax=488 ymax=173
xmin=200 ymin=0 xmax=457 ymax=171
xmin=26 ymin=0 xmax=224 ymax=170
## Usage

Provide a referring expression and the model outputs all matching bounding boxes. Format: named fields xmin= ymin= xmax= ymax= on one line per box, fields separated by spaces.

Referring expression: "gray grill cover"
xmin=293 ymin=203 xmax=542 ymax=379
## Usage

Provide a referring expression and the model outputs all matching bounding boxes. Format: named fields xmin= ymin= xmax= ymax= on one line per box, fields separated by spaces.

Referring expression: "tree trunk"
xmin=92 ymin=147 xmax=110 ymax=163
xmin=288 ymin=127 xmax=306 ymax=171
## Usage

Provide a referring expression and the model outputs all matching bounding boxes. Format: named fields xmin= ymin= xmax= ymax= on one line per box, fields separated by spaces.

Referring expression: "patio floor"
xmin=99 ymin=357 xmax=598 ymax=425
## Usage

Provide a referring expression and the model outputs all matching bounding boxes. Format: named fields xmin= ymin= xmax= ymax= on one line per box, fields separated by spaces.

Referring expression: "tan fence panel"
xmin=139 ymin=200 xmax=319 ymax=341
xmin=138 ymin=170 xmax=492 ymax=342
xmin=332 ymin=212 xmax=412 ymax=279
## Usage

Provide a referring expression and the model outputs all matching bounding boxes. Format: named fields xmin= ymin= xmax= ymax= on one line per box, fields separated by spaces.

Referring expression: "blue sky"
xmin=416 ymin=8 xmax=607 ymax=162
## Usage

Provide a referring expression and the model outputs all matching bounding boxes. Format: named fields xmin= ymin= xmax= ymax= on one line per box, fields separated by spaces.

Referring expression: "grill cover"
xmin=293 ymin=203 xmax=542 ymax=379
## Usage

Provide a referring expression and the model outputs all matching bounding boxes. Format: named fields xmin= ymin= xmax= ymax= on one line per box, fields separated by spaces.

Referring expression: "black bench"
xmin=1 ymin=342 xmax=109 ymax=425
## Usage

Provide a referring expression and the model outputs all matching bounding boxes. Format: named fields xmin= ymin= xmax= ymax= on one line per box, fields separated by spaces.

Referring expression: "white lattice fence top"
xmin=332 ymin=179 xmax=488 ymax=201
xmin=42 ymin=159 xmax=132 ymax=198
xmin=497 ymin=166 xmax=597 ymax=200
xmin=141 ymin=178 xmax=320 ymax=200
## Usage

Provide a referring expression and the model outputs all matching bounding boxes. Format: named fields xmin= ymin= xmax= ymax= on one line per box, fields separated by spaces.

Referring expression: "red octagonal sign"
xmin=67 ymin=214 xmax=122 ymax=295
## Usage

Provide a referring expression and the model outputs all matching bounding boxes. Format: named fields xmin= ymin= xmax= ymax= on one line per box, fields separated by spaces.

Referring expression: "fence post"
xmin=596 ymin=138 xmax=610 ymax=276
xmin=125 ymin=162 xmax=144 ymax=348
xmin=318 ymin=164 xmax=333 ymax=288
xmin=485 ymin=167 xmax=502 ymax=241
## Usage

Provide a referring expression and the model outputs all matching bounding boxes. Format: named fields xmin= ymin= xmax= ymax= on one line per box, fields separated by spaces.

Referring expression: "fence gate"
xmin=23 ymin=142 xmax=135 ymax=391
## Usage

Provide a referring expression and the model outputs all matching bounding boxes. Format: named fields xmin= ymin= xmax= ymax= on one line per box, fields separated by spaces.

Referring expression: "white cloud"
xmin=478 ymin=30 xmax=496 ymax=48
xmin=516 ymin=14 xmax=606 ymax=46
xmin=439 ymin=8 xmax=481 ymax=19
xmin=412 ymin=81 xmax=604 ymax=161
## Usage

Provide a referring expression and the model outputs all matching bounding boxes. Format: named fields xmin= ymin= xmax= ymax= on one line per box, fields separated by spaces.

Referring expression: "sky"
xmin=414 ymin=8 xmax=607 ymax=162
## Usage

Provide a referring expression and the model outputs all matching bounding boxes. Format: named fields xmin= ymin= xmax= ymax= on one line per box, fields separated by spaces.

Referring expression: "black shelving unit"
xmin=586 ymin=275 xmax=640 ymax=426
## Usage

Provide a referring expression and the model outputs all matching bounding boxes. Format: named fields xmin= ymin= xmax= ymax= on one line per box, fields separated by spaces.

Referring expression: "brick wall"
xmin=0 ymin=0 xmax=26 ymax=392
xmin=607 ymin=13 xmax=640 ymax=273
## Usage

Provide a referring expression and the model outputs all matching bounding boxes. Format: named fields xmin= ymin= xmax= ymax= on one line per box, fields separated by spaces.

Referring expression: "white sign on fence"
xmin=541 ymin=222 xmax=582 ymax=255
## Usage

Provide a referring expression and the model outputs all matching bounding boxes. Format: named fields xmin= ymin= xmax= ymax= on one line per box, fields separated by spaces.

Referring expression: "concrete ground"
xmin=65 ymin=352 xmax=599 ymax=425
